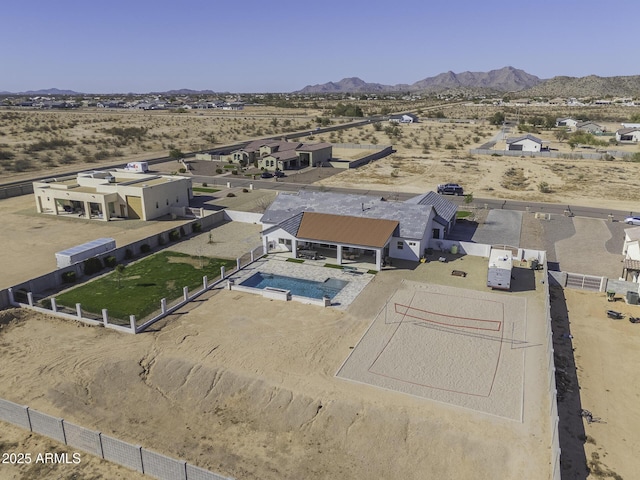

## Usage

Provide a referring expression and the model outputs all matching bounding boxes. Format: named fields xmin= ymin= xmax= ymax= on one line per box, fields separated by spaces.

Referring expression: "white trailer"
xmin=55 ymin=238 xmax=116 ymax=268
xmin=487 ymin=248 xmax=513 ymax=291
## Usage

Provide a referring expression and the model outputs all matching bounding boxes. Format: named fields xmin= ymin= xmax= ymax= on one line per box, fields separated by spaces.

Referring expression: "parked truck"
xmin=123 ymin=161 xmax=149 ymax=173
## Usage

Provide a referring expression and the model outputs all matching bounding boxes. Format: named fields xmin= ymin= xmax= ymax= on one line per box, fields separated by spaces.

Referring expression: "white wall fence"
xmin=0 ymin=397 xmax=232 ymax=480
xmin=7 ymin=244 xmax=266 ymax=334
xmin=548 ymin=271 xmax=640 ymax=296
xmin=543 ymin=265 xmax=562 ymax=480
xmin=222 ymin=210 xmax=263 ymax=224
xmin=469 ymin=148 xmax=633 ymax=160
xmin=427 ymin=239 xmax=547 ymax=265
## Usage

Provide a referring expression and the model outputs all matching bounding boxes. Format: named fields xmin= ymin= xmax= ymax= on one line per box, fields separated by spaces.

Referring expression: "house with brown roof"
xmin=260 ymin=190 xmax=457 ymax=270
xmin=224 ymin=140 xmax=332 ymax=171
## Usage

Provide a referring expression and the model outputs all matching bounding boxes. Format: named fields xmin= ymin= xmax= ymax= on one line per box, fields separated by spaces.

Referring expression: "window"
xmin=397 ymin=241 xmax=403 ymax=250
xmin=408 ymin=242 xmax=416 ymax=246
xmin=432 ymin=229 xmax=440 ymax=239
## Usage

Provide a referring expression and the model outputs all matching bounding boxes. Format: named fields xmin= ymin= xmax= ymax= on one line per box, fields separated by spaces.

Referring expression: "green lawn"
xmin=56 ymin=252 xmax=235 ymax=320
xmin=456 ymin=210 xmax=473 ymax=219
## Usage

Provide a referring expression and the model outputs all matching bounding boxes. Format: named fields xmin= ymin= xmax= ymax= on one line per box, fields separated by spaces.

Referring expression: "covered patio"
xmin=263 ymin=212 xmax=399 ymax=271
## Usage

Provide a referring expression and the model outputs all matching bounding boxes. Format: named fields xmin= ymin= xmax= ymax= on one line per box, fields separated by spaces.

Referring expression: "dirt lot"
xmin=0 ymin=255 xmax=552 ymax=480
xmin=554 ymin=288 xmax=640 ymax=480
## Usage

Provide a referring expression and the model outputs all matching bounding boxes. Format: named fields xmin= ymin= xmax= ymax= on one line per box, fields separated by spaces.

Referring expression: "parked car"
xmin=437 ymin=183 xmax=464 ymax=195
xmin=624 ymin=216 xmax=640 ymax=225
xmin=273 ymin=170 xmax=286 ymax=178
xmin=260 ymin=172 xmax=274 ymax=179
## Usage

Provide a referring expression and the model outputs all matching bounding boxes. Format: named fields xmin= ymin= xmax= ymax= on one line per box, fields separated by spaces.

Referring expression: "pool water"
xmin=240 ymin=272 xmax=348 ymax=299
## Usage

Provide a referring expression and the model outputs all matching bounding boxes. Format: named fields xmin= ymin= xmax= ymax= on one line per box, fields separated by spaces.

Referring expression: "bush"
xmin=242 ymin=188 xmax=249 ymax=193
xmin=140 ymin=243 xmax=151 ymax=253
xmin=157 ymin=234 xmax=165 ymax=246
xmin=231 ymin=170 xmax=238 ymax=175
xmin=538 ymin=181 xmax=552 ymax=193
xmin=124 ymin=248 xmax=134 ymax=259
xmin=83 ymin=257 xmax=103 ymax=275
xmin=62 ymin=271 xmax=76 ymax=283
xmin=179 ymin=167 xmax=186 ymax=173
xmin=226 ymin=192 xmax=236 ymax=197
xmin=103 ymin=255 xmax=117 ymax=268
xmin=202 ymin=182 xmax=207 ymax=187
xmin=216 ymin=168 xmax=223 ymax=174
xmin=192 ymin=222 xmax=202 ymax=233
xmin=169 ymin=230 xmax=180 ymax=241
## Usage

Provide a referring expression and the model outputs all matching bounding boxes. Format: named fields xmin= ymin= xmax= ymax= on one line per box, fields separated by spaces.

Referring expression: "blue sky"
xmin=2 ymin=0 xmax=637 ymax=93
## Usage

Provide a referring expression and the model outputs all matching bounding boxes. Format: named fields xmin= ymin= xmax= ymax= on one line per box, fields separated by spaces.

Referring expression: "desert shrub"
xmin=226 ymin=192 xmax=236 ymax=197
xmin=202 ymin=182 xmax=207 ymax=187
xmin=83 ymin=257 xmax=103 ymax=275
xmin=103 ymin=255 xmax=117 ymax=268
xmin=124 ymin=248 xmax=134 ymax=259
xmin=242 ymin=188 xmax=249 ymax=193
xmin=538 ymin=182 xmax=552 ymax=193
xmin=444 ymin=143 xmax=457 ymax=150
xmin=61 ymin=271 xmax=76 ymax=283
xmin=215 ymin=168 xmax=223 ymax=174
xmin=169 ymin=230 xmax=180 ymax=241
xmin=12 ymin=159 xmax=32 ymax=172
xmin=179 ymin=167 xmax=186 ymax=173
xmin=192 ymin=222 xmax=202 ymax=233
xmin=140 ymin=243 xmax=151 ymax=253
xmin=231 ymin=170 xmax=238 ymax=175
xmin=0 ymin=149 xmax=14 ymax=160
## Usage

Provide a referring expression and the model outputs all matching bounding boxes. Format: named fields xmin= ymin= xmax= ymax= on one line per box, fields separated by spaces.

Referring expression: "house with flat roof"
xmin=505 ymin=134 xmax=545 ymax=152
xmin=33 ymin=170 xmax=192 ymax=221
xmin=260 ymin=190 xmax=457 ymax=270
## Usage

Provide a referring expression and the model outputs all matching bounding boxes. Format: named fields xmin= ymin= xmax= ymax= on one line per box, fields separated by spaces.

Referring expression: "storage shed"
xmin=55 ymin=238 xmax=116 ymax=268
xmin=487 ymin=248 xmax=513 ymax=291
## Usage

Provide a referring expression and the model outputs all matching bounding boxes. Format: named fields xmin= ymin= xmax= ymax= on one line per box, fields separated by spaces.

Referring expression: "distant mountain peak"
xmin=296 ymin=67 xmax=542 ymax=94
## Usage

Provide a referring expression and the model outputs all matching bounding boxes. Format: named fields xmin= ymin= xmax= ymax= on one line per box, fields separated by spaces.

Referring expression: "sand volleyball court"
xmin=338 ymin=281 xmax=530 ymax=420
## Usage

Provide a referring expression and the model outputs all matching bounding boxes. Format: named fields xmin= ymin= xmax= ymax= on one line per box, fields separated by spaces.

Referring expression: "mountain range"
xmin=3 ymin=67 xmax=640 ymax=97
xmin=296 ymin=67 xmax=542 ymax=94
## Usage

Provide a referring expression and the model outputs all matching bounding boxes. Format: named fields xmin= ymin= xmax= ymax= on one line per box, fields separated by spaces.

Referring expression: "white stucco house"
xmin=505 ymin=134 xmax=545 ymax=152
xmin=259 ymin=191 xmax=457 ymax=271
xmin=615 ymin=127 xmax=640 ymax=143
xmin=389 ymin=113 xmax=419 ymax=124
xmin=33 ymin=170 xmax=192 ymax=221
xmin=576 ymin=121 xmax=605 ymax=134
xmin=622 ymin=226 xmax=640 ymax=282
xmin=555 ymin=118 xmax=578 ymax=129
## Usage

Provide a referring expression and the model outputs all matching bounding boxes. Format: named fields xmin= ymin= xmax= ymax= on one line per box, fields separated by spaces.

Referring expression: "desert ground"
xmin=2 ymin=103 xmax=639 ymax=212
xmin=0 ymin=251 xmax=553 ymax=480
xmin=553 ymin=288 xmax=640 ymax=480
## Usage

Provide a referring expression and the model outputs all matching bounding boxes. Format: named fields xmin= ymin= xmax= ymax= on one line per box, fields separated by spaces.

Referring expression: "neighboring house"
xmin=33 ymin=170 xmax=192 ymax=222
xmin=615 ymin=127 xmax=640 ymax=143
xmin=555 ymin=118 xmax=578 ymax=129
xmin=222 ymin=102 xmax=244 ymax=110
xmin=622 ymin=226 xmax=640 ymax=282
xmin=505 ymin=134 xmax=545 ymax=152
xmin=389 ymin=113 xmax=419 ymax=124
xmin=576 ymin=121 xmax=605 ymax=134
xmin=259 ymin=190 xmax=457 ymax=270
xmin=225 ymin=140 xmax=332 ymax=171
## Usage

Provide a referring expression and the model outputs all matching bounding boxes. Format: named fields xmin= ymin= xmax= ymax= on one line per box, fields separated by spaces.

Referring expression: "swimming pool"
xmin=240 ymin=272 xmax=348 ymax=299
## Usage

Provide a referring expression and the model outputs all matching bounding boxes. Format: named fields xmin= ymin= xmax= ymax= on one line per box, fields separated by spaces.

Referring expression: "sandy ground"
xmin=0 ymin=252 xmax=552 ymax=480
xmin=0 ymin=195 xmax=192 ymax=289
xmin=556 ymin=288 xmax=640 ymax=480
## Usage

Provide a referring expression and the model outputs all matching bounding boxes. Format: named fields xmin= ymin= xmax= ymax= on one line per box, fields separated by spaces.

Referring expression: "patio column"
xmin=337 ymin=245 xmax=343 ymax=265
xmin=83 ymin=200 xmax=91 ymax=218
xmin=102 ymin=199 xmax=110 ymax=221
xmin=291 ymin=238 xmax=297 ymax=257
xmin=376 ymin=249 xmax=382 ymax=271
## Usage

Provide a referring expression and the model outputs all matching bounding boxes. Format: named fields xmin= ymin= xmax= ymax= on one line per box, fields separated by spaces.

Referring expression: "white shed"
xmin=55 ymin=238 xmax=116 ymax=268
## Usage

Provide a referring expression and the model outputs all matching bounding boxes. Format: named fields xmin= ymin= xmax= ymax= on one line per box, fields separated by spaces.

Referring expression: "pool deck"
xmin=226 ymin=256 xmax=375 ymax=309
